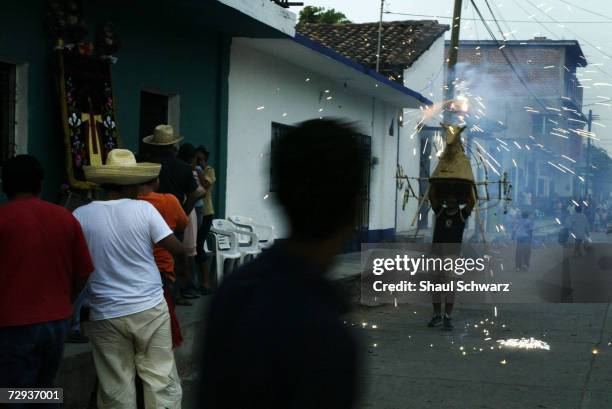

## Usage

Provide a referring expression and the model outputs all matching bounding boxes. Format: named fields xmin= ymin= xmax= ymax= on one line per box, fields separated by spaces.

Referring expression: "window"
xmin=269 ymin=121 xmax=371 ymax=250
xmin=138 ymin=91 xmax=180 ymax=152
xmin=531 ymin=114 xmax=556 ymax=137
xmin=269 ymin=122 xmax=294 ymax=192
xmin=0 ymin=62 xmax=16 ymax=163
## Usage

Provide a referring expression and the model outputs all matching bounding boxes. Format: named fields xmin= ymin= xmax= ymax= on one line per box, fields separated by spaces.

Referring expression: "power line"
xmin=469 ymin=0 xmax=548 ymax=110
xmin=521 ymin=0 xmax=612 ymax=81
xmin=553 ymin=0 xmax=612 ymax=21
xmin=523 ymin=0 xmax=612 ymax=60
xmin=383 ymin=11 xmax=612 ymax=24
xmin=491 ymin=0 xmax=518 ymax=41
xmin=484 ymin=0 xmax=510 ymax=39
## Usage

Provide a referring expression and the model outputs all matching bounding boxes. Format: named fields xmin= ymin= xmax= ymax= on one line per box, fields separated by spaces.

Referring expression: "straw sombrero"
xmin=83 ymin=149 xmax=161 ymax=185
xmin=142 ymin=124 xmax=183 ymax=146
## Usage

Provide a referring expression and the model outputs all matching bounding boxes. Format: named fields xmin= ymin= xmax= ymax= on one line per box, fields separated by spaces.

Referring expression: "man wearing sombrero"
xmin=142 ymin=124 xmax=204 ymax=306
xmin=73 ymin=149 xmax=185 ymax=408
xmin=142 ymin=124 xmax=201 ymax=215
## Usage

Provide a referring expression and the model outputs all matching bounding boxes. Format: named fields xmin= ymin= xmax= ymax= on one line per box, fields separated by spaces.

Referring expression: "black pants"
xmin=0 ymin=319 xmax=69 ymax=408
xmin=196 ymin=214 xmax=214 ymax=264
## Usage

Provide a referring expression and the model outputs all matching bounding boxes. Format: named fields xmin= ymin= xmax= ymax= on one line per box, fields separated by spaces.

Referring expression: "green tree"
xmin=298 ymin=6 xmax=351 ymax=25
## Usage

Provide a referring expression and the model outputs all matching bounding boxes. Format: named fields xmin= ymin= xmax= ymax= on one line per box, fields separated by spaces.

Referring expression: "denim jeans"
xmin=0 ymin=319 xmax=69 ymax=408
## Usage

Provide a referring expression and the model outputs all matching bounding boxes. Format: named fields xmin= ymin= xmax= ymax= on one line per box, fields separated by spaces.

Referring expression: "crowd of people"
xmin=505 ymin=191 xmax=604 ymax=271
xmin=0 ymin=123 xmax=219 ymax=407
xmin=0 ymin=119 xmax=364 ymax=409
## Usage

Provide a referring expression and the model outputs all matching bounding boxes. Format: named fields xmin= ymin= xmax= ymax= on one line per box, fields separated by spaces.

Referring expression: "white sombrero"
xmin=83 ymin=149 xmax=161 ymax=185
xmin=142 ymin=124 xmax=184 ymax=146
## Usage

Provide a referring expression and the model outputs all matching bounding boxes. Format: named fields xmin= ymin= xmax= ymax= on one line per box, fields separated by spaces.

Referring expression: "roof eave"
xmin=294 ymin=34 xmax=432 ymax=106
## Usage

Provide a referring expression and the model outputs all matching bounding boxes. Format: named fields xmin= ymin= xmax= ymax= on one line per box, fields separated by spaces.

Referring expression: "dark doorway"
xmin=354 ymin=133 xmax=371 ymax=249
xmin=139 ymin=91 xmax=169 ymax=152
xmin=270 ymin=122 xmax=294 ymax=192
xmin=0 ymin=61 xmax=16 ymax=163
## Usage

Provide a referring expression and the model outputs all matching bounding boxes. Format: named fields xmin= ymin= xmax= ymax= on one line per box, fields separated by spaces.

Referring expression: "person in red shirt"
xmin=0 ymin=155 xmax=94 ymax=390
xmin=138 ymin=177 xmax=189 ymax=347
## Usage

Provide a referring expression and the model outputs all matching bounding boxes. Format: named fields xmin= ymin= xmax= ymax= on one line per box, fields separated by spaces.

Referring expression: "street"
xmin=178 ymin=231 xmax=612 ymax=409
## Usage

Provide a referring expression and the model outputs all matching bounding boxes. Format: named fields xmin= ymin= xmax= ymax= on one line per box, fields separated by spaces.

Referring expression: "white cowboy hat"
xmin=142 ymin=124 xmax=183 ymax=146
xmin=83 ymin=149 xmax=161 ymax=185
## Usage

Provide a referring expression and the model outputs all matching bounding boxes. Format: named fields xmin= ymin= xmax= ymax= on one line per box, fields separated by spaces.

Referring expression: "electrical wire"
xmin=383 ymin=11 xmax=612 ymax=24
xmin=553 ymin=0 xmax=612 ymax=21
xmin=469 ymin=0 xmax=548 ymax=110
xmin=520 ymin=0 xmax=612 ymax=85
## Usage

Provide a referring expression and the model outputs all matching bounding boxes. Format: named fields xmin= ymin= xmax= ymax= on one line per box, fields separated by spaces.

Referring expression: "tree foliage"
xmin=298 ymin=6 xmax=351 ymax=25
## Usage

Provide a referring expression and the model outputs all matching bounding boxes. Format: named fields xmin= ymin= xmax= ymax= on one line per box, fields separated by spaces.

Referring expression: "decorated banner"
xmin=47 ymin=0 xmax=122 ymax=189
xmin=56 ymin=52 xmax=120 ymax=189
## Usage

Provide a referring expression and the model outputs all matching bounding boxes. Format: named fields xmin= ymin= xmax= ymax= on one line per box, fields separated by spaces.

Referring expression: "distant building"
xmin=447 ymin=38 xmax=588 ymax=209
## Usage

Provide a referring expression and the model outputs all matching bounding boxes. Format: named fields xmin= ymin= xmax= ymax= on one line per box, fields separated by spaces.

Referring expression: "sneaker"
xmin=442 ymin=314 xmax=454 ymax=331
xmin=427 ymin=314 xmax=442 ymax=327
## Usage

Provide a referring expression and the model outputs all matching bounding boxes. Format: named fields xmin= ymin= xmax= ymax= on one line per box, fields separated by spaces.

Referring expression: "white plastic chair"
xmin=212 ymin=219 xmax=261 ymax=265
xmin=228 ymin=215 xmax=276 ymax=250
xmin=209 ymin=220 xmax=242 ymax=283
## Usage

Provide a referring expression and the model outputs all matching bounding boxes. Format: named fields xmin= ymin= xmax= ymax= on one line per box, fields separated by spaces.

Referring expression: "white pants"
xmin=86 ymin=301 xmax=182 ymax=409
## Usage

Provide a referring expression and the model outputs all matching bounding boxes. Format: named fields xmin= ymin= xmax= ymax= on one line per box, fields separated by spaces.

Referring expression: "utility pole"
xmin=443 ymin=0 xmax=463 ymax=123
xmin=375 ymin=0 xmax=384 ymax=72
xmin=585 ymin=109 xmax=593 ymax=199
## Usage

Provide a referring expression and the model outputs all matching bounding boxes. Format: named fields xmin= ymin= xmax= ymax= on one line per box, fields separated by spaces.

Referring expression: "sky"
xmin=291 ymin=0 xmax=612 ymax=153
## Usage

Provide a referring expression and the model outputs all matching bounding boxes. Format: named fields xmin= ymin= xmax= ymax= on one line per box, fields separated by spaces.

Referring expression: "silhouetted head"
xmin=271 ymin=119 xmax=364 ymax=241
xmin=196 ymin=146 xmax=210 ymax=167
xmin=178 ymin=143 xmax=197 ymax=165
xmin=576 ymin=205 xmax=582 ymax=213
xmin=2 ymin=155 xmax=44 ymax=199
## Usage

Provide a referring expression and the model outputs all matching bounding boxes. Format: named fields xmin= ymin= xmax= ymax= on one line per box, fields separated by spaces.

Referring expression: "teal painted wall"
xmin=0 ymin=1 xmax=228 ymax=214
xmin=1 ymin=2 xmax=58 ymax=200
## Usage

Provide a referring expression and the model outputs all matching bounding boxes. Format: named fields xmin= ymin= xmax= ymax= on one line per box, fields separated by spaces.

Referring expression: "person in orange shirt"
xmin=138 ymin=177 xmax=189 ymax=347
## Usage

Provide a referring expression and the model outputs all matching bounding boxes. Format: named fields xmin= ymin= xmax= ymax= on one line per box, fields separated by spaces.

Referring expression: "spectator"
xmin=567 ymin=205 xmax=590 ymax=256
xmin=524 ymin=190 xmax=533 ymax=209
xmin=142 ymin=125 xmax=204 ymax=306
xmin=0 ymin=155 xmax=93 ymax=390
xmin=566 ymin=201 xmax=576 ymax=219
xmin=74 ymin=149 xmax=185 ymax=408
xmin=195 ymin=145 xmax=216 ymax=294
xmin=200 ymin=119 xmax=362 ymax=409
xmin=142 ymin=124 xmax=201 ymax=216
xmin=176 ymin=143 xmax=206 ymax=303
xmin=513 ymin=210 xmax=534 ymax=271
xmin=138 ymin=177 xmax=190 ymax=348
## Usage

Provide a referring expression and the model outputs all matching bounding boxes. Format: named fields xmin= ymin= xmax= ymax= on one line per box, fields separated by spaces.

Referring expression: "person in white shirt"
xmin=73 ymin=149 xmax=186 ymax=409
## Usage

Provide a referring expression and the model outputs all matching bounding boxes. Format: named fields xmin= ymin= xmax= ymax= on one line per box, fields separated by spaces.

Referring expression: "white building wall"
xmin=226 ymin=39 xmax=402 ymax=238
xmin=395 ymin=37 xmax=446 ymax=232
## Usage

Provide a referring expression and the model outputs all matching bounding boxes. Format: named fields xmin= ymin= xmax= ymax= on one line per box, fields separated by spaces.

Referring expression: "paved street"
xmin=178 ymin=233 xmax=612 ymax=409
xmin=348 ymin=302 xmax=611 ymax=409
